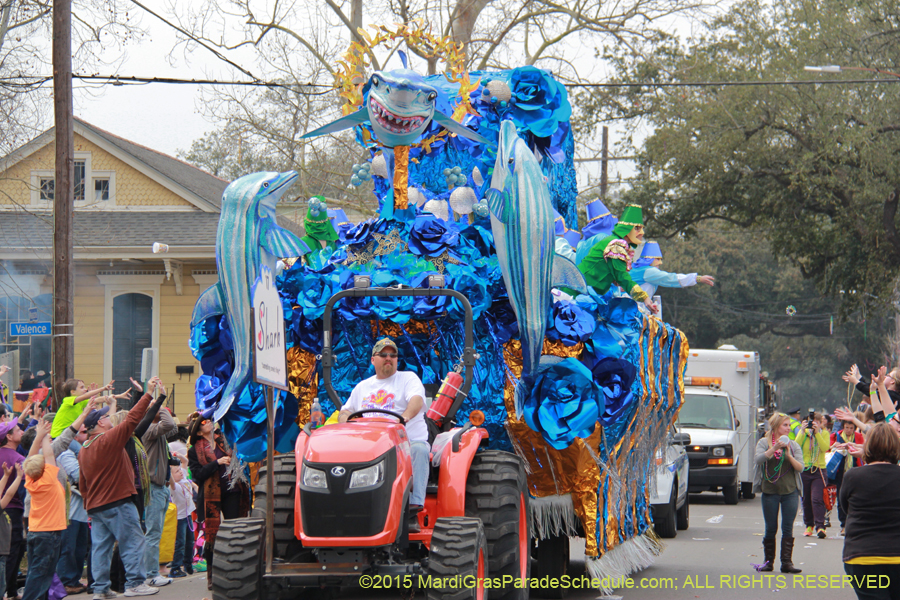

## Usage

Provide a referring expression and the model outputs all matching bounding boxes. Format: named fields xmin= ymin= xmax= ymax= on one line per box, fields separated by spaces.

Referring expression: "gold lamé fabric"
xmin=393 ymin=145 xmax=409 ymax=209
xmin=501 ymin=322 xmax=688 ymax=558
xmin=287 ymin=346 xmax=319 ymax=426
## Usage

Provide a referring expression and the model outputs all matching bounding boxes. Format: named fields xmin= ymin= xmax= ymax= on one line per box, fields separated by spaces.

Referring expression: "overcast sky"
xmin=73 ymin=17 xmax=218 ymax=157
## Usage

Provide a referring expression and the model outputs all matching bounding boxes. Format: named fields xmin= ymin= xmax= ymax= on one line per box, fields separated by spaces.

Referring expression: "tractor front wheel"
xmin=427 ymin=517 xmax=488 ymax=600
xmin=465 ymin=451 xmax=530 ymax=600
xmin=211 ymin=517 xmax=265 ymax=600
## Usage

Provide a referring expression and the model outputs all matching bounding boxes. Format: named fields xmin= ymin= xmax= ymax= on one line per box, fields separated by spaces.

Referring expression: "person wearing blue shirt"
xmin=630 ymin=241 xmax=715 ymax=304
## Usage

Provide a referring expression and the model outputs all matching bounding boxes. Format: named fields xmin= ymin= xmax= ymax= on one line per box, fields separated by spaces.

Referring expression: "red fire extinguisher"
xmin=426 ymin=370 xmax=463 ymax=427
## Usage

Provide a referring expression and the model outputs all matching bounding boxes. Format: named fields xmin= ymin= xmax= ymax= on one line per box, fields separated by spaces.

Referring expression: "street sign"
xmin=28 ymin=307 xmax=38 ymax=323
xmin=9 ymin=322 xmax=51 ymax=336
xmin=251 ymin=265 xmax=288 ymax=391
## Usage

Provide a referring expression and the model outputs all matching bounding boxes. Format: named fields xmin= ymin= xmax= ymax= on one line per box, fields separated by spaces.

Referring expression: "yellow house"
xmin=0 ymin=119 xmax=303 ymax=418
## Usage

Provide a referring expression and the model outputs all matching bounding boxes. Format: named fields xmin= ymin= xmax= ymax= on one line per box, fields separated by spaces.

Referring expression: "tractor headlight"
xmin=302 ymin=466 xmax=328 ymax=489
xmin=349 ymin=461 xmax=384 ymax=489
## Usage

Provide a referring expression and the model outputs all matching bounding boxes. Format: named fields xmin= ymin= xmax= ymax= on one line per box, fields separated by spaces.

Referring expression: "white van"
xmin=680 ymin=347 xmax=766 ymax=504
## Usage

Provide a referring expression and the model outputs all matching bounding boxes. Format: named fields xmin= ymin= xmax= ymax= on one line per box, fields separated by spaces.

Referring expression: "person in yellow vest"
xmin=786 ymin=408 xmax=802 ymax=441
xmin=795 ymin=412 xmax=830 ymax=538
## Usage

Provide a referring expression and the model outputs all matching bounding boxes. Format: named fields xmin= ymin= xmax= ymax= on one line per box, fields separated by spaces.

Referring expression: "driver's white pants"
xmin=410 ymin=441 xmax=429 ymax=506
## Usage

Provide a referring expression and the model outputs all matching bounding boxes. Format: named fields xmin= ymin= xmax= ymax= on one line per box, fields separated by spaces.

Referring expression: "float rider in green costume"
xmin=299 ymin=196 xmax=340 ymax=255
xmin=577 ymin=204 xmax=659 ymax=315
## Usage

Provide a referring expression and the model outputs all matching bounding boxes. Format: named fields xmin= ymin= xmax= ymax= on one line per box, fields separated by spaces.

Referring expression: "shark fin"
xmin=485 ymin=187 xmax=514 ymax=224
xmin=432 ymin=112 xmax=493 ymax=145
xmin=302 ymin=110 xmax=369 ymax=139
xmin=261 ymin=221 xmax=312 ymax=258
xmin=552 ymin=253 xmax=588 ymax=295
xmin=191 ymin=282 xmax=225 ymax=328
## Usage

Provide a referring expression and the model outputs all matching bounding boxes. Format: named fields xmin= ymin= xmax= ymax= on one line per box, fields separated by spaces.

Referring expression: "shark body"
xmin=191 ymin=171 xmax=310 ymax=420
xmin=303 ymin=69 xmax=490 ymax=147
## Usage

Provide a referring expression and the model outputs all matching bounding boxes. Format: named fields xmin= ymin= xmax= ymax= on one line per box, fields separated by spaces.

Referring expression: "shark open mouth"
xmin=370 ymin=98 xmax=427 ymax=135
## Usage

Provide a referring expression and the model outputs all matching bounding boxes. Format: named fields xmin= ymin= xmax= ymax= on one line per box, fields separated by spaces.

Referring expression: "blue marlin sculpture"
xmin=302 ymin=68 xmax=491 ymax=148
xmin=487 ymin=120 xmax=587 ymax=411
xmin=190 ymin=171 xmax=311 ymax=420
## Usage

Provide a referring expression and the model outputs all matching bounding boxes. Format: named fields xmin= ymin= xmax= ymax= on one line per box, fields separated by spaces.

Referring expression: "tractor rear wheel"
xmin=426 ymin=517 xmax=488 ymax=600
xmin=211 ymin=517 xmax=265 ymax=600
xmin=465 ymin=451 xmax=530 ymax=600
xmin=251 ymin=454 xmax=306 ymax=561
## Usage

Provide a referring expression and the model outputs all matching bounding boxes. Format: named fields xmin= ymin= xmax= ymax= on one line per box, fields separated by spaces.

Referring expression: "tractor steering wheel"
xmin=346 ymin=409 xmax=406 ymax=425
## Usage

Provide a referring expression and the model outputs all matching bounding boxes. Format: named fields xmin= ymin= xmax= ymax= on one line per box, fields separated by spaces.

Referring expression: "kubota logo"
xmin=331 ymin=466 xmax=346 ymax=476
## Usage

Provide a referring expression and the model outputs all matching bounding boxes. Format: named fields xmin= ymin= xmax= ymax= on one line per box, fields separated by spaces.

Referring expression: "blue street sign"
xmin=28 ymin=307 xmax=38 ymax=323
xmin=9 ymin=322 xmax=51 ymax=336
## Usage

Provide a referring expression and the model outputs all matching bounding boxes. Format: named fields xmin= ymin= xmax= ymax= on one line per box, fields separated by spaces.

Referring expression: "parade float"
xmin=189 ymin=21 xmax=689 ymax=593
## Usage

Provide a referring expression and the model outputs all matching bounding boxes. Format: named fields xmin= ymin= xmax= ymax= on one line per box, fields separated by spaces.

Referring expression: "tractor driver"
xmin=339 ymin=337 xmax=430 ymax=532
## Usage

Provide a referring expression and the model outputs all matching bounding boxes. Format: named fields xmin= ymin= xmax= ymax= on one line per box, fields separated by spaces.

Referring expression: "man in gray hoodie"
xmin=139 ymin=379 xmax=177 ymax=588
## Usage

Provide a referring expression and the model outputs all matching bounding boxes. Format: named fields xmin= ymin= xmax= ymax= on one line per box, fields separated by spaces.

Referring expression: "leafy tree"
xmin=579 ymin=0 xmax=900 ymax=316
xmin=656 ymin=225 xmax=890 ymax=411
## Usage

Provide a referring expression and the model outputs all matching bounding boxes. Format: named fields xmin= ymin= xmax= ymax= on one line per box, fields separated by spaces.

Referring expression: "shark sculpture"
xmin=190 ymin=171 xmax=311 ymax=420
xmin=303 ymin=68 xmax=490 ymax=148
xmin=487 ymin=120 xmax=586 ymax=409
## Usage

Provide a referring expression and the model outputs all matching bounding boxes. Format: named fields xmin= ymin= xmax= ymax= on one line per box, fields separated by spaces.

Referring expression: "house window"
xmin=112 ymin=293 xmax=153 ymax=397
xmin=74 ymin=159 xmax=85 ymax=201
xmin=39 ymin=178 xmax=54 ymax=201
xmin=95 ymin=178 xmax=110 ymax=202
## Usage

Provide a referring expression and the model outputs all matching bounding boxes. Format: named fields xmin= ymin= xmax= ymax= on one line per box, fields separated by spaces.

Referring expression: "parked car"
xmin=650 ymin=427 xmax=690 ymax=538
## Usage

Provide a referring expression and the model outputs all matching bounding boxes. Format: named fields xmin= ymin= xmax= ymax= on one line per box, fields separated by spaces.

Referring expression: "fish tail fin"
xmin=551 ymin=253 xmax=588 ymax=295
xmin=486 ymin=186 xmax=513 ymax=223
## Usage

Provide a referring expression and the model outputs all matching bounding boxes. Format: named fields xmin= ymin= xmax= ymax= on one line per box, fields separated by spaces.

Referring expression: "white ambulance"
xmin=679 ymin=345 xmax=769 ymax=504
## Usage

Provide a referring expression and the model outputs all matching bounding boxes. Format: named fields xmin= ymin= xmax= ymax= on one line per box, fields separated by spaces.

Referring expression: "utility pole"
xmin=600 ymin=126 xmax=609 ymax=200
xmin=52 ymin=0 xmax=74 ymax=408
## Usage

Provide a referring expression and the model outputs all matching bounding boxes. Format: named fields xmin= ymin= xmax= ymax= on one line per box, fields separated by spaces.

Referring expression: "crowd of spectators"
xmin=754 ymin=362 xmax=900 ymax=600
xmin=0 ymin=365 xmax=247 ymax=599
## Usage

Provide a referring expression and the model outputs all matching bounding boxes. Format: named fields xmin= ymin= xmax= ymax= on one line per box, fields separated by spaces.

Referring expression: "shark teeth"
xmin=371 ymin=99 xmax=426 ymax=134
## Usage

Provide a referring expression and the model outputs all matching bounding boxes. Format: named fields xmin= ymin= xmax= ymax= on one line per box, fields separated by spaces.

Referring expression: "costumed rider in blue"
xmin=630 ymin=241 xmax=715 ymax=313
xmin=575 ymin=204 xmax=658 ymax=314
xmin=338 ymin=338 xmax=429 ymax=533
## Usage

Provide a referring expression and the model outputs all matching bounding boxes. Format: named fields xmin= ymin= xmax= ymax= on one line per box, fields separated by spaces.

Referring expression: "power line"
xmin=4 ymin=74 xmax=900 ymax=93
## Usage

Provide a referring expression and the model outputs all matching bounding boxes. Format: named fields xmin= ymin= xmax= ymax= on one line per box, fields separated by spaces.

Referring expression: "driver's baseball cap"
xmin=372 ymin=338 xmax=398 ymax=357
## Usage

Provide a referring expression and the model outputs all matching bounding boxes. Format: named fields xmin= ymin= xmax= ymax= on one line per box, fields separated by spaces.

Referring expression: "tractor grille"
xmin=300 ymin=448 xmax=397 ymax=538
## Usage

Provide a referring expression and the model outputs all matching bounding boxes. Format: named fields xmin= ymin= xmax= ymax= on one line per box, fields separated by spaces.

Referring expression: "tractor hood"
xmin=302 ymin=420 xmax=408 ymax=465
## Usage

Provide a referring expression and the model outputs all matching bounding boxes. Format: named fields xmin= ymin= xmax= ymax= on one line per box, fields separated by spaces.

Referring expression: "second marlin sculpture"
xmin=487 ymin=119 xmax=586 ymax=414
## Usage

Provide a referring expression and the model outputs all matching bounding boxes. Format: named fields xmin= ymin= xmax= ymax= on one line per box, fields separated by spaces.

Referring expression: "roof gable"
xmin=0 ymin=118 xmax=228 ymax=213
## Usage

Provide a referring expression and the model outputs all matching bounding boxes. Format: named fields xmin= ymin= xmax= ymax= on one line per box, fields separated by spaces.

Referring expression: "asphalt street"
xmin=150 ymin=492 xmax=852 ymax=600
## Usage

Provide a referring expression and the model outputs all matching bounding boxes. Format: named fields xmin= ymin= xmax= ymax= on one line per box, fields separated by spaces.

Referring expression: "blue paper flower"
xmin=335 ymin=271 xmax=374 ymax=321
xmin=484 ymin=300 xmax=519 ymax=345
xmin=297 ymin=273 xmax=340 ymax=320
xmin=344 ymin=218 xmax=379 ymax=247
xmin=370 ymin=272 xmax=413 ymax=323
xmin=589 ymin=357 xmax=638 ymax=428
xmin=408 ymin=215 xmax=459 ymax=258
xmin=547 ymin=300 xmax=596 ymax=345
xmin=445 ymin=264 xmax=491 ymax=320
xmin=507 ymin=66 xmax=572 ymax=139
xmin=410 ymin=272 xmax=451 ymax=320
xmin=523 ymin=358 xmax=603 ymax=450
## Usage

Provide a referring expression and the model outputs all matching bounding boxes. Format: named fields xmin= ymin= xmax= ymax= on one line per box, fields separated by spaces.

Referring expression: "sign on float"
xmin=251 ymin=265 xmax=288 ymax=391
xmin=9 ymin=322 xmax=51 ymax=337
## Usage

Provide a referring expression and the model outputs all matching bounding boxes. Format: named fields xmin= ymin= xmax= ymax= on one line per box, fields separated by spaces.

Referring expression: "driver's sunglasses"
xmin=375 ymin=352 xmax=398 ymax=359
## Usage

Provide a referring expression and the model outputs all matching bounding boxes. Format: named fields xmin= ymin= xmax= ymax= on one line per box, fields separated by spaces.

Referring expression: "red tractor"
xmin=212 ymin=280 xmax=532 ymax=599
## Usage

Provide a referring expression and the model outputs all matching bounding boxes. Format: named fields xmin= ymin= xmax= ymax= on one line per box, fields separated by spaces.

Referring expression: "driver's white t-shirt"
xmin=345 ymin=371 xmax=428 ymax=442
